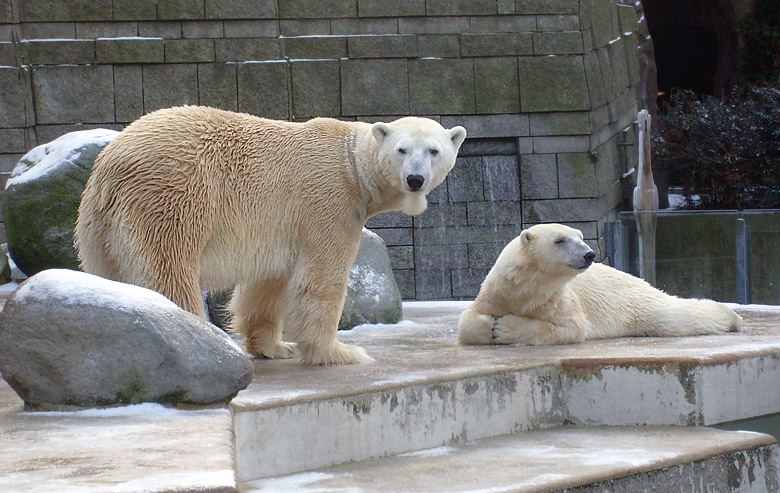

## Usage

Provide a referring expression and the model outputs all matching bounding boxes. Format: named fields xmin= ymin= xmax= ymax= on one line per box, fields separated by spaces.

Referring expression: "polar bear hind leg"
xmin=138 ymin=244 xmax=206 ymax=318
xmin=230 ymin=278 xmax=296 ymax=359
xmin=75 ymin=202 xmax=122 ymax=282
xmin=644 ymin=298 xmax=743 ymax=336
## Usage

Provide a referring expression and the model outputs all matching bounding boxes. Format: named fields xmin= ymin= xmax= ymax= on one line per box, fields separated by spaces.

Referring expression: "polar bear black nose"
xmin=584 ymin=251 xmax=596 ymax=264
xmin=406 ymin=174 xmax=425 ymax=191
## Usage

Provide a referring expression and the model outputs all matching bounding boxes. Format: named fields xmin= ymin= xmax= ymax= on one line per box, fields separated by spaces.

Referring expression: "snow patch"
xmin=109 ymin=469 xmax=236 ymax=492
xmin=228 ymin=60 xmax=287 ymax=65
xmin=27 ymin=403 xmax=191 ymax=418
xmin=287 ymin=58 xmax=340 ymax=62
xmin=27 ymin=403 xmax=230 ymax=420
xmin=664 ymin=193 xmax=701 ymax=210
xmin=243 ymin=471 xmax=357 ymax=492
xmin=507 ymin=445 xmax=679 ymax=468
xmin=7 ymin=128 xmax=118 ymax=188
xmin=727 ymin=303 xmax=780 ymax=313
xmin=0 ymin=281 xmax=18 ymax=294
xmin=403 ymin=300 xmax=472 ymax=310
xmin=361 ymin=228 xmax=382 ymax=242
xmin=96 ymin=36 xmax=163 ymax=41
xmin=348 ymin=263 xmax=386 ymax=303
xmin=13 ymin=269 xmax=179 ymax=313
xmin=400 ymin=446 xmax=456 ymax=458
xmin=19 ymin=39 xmax=93 ymax=43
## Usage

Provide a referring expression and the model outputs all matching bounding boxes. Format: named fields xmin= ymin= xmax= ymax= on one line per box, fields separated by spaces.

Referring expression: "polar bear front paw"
xmin=492 ymin=315 xmax=522 ymax=345
xmin=252 ymin=341 xmax=298 ymax=359
xmin=301 ymin=341 xmax=375 ymax=365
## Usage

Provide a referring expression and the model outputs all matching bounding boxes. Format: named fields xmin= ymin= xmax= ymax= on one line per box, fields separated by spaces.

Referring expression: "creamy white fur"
xmin=75 ymin=106 xmax=465 ymax=364
xmin=458 ymin=224 xmax=742 ymax=346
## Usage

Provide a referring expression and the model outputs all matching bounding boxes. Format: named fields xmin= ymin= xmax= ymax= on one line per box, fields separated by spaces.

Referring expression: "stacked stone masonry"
xmin=0 ymin=0 xmax=644 ymax=299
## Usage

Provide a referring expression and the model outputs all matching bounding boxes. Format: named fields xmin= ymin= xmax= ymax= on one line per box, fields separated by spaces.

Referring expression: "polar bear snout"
xmin=572 ymin=249 xmax=595 ymax=270
xmin=406 ymin=174 xmax=425 ymax=191
xmin=567 ymin=245 xmax=595 ymax=271
xmin=584 ymin=251 xmax=596 ymax=265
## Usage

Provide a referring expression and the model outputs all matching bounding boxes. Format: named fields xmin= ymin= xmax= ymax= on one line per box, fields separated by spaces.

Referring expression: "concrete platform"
xmin=1 ymin=301 xmax=779 ymax=491
xmin=241 ymin=426 xmax=779 ymax=493
xmin=233 ymin=302 xmax=780 ymax=479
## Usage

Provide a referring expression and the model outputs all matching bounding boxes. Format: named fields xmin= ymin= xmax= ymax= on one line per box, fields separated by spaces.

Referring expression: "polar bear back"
xmin=83 ymin=106 xmax=366 ymax=291
xmin=569 ymin=263 xmax=668 ymax=339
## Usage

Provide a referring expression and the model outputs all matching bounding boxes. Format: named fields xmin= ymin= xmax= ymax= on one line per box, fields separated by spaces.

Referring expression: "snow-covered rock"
xmin=2 ymin=129 xmax=119 ymax=276
xmin=339 ymin=228 xmax=402 ymax=330
xmin=0 ymin=269 xmax=253 ymax=409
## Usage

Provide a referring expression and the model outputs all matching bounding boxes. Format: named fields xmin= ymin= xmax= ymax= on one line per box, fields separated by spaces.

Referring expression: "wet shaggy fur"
xmin=458 ymin=224 xmax=742 ymax=346
xmin=75 ymin=106 xmax=466 ymax=364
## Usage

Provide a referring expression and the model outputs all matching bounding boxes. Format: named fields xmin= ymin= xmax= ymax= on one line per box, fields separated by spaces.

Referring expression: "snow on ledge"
xmin=6 ymin=128 xmax=118 ymax=188
xmin=727 ymin=303 xmax=780 ymax=313
xmin=12 ymin=269 xmax=179 ymax=313
xmin=399 ymin=446 xmax=456 ymax=458
xmin=29 ymin=402 xmax=183 ymax=418
xmin=26 ymin=402 xmax=231 ymax=419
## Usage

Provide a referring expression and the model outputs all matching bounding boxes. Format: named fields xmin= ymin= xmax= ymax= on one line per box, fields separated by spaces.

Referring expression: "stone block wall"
xmin=0 ymin=0 xmax=645 ymax=299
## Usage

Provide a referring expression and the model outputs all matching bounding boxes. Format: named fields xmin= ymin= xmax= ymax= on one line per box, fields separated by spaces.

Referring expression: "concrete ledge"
xmin=241 ymin=426 xmax=779 ymax=492
xmin=0 ymin=402 xmax=238 ymax=492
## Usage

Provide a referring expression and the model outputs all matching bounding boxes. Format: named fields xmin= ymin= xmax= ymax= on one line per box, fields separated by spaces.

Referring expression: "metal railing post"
xmin=613 ymin=220 xmax=627 ymax=273
xmin=736 ymin=218 xmax=751 ymax=304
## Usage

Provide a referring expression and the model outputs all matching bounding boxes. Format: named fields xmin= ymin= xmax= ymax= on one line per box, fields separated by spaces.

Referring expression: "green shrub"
xmin=653 ymin=85 xmax=780 ymax=210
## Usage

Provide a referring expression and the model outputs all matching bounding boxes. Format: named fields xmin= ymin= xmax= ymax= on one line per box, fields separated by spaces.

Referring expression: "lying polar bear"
xmin=458 ymin=223 xmax=742 ymax=345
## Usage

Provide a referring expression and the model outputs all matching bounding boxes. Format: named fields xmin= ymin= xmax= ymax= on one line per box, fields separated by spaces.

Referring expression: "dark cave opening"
xmin=644 ymin=0 xmax=738 ymax=105
xmin=651 ymin=25 xmax=720 ymax=104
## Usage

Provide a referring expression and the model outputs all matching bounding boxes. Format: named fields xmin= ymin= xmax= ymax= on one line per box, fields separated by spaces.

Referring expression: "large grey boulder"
xmin=339 ymin=229 xmax=402 ymax=330
xmin=0 ymin=269 xmax=253 ymax=409
xmin=3 ymin=129 xmax=119 ymax=276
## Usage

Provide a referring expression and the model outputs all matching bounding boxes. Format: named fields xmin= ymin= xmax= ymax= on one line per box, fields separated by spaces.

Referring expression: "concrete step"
xmin=241 ymin=426 xmax=779 ymax=493
xmin=232 ymin=302 xmax=780 ymax=480
xmin=1 ymin=302 xmax=779 ymax=491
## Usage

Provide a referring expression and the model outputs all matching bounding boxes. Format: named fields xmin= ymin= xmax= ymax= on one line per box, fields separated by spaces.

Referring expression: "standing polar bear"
xmin=458 ymin=224 xmax=742 ymax=346
xmin=76 ymin=106 xmax=466 ymax=365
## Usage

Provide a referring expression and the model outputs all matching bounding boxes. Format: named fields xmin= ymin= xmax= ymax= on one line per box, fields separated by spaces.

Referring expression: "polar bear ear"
xmin=520 ymin=229 xmax=533 ymax=244
xmin=448 ymin=126 xmax=467 ymax=149
xmin=371 ymin=122 xmax=391 ymax=143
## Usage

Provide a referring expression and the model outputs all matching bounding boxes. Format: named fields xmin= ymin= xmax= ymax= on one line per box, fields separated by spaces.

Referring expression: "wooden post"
xmin=633 ymin=110 xmax=659 ymax=285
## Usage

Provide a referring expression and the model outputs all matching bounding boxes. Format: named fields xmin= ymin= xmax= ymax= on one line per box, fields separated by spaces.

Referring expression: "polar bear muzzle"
xmin=406 ymin=174 xmax=425 ymax=191
xmin=567 ymin=244 xmax=595 ymax=270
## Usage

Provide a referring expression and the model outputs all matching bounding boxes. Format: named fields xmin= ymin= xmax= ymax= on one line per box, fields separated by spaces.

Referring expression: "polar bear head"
xmin=371 ymin=117 xmax=466 ymax=215
xmin=519 ymin=224 xmax=596 ymax=277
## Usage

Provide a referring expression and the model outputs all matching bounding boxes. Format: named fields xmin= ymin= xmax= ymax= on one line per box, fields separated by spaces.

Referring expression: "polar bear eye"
xmin=429 ymin=148 xmax=439 ymax=156
xmin=554 ymin=238 xmax=566 ymax=244
xmin=397 ymin=148 xmax=407 ymax=155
